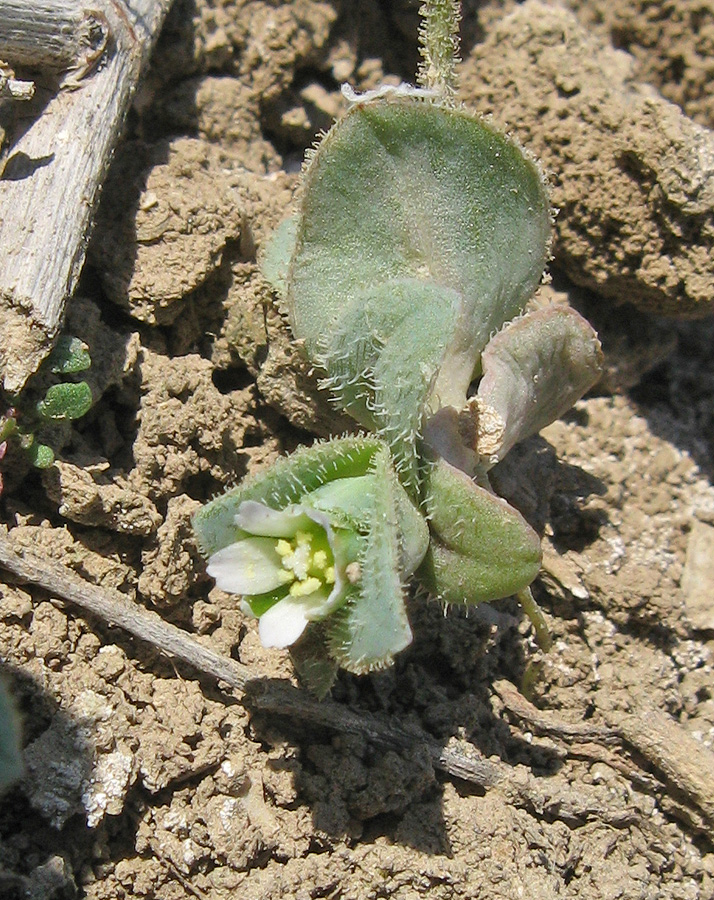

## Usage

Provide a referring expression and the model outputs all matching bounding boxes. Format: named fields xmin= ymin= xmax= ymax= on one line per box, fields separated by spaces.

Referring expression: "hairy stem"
xmin=417 ymin=0 xmax=461 ymax=102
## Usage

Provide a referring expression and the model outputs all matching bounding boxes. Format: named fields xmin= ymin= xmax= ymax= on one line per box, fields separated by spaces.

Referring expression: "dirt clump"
xmin=2 ymin=2 xmax=714 ymax=899
xmin=461 ymin=0 xmax=714 ymax=317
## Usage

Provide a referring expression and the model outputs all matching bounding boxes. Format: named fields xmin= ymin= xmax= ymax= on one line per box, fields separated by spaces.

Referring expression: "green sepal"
xmin=325 ymin=448 xmax=419 ymax=673
xmin=418 ymin=457 xmax=542 ymax=604
xmin=193 ymin=436 xmax=388 ymax=558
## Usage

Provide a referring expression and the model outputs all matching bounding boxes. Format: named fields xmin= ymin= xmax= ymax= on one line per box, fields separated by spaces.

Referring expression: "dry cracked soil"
xmin=2 ymin=1 xmax=714 ymax=898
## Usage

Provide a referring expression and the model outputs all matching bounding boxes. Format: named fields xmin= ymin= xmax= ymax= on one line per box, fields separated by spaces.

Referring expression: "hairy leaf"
xmin=419 ymin=457 xmax=542 ymax=603
xmin=282 ymin=95 xmax=551 ymax=486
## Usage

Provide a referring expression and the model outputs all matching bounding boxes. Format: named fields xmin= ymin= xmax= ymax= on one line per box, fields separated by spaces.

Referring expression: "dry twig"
xmin=0 ymin=1 xmax=109 ymax=74
xmin=494 ymin=677 xmax=714 ymax=835
xmin=2 ymin=528 xmax=711 ymax=836
xmin=0 ymin=529 xmax=502 ymax=789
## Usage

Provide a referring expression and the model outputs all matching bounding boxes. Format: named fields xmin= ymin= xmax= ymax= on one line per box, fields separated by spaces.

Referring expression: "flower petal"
xmin=235 ymin=500 xmax=317 ymax=538
xmin=207 ymin=537 xmax=292 ymax=595
xmin=258 ymin=589 xmax=332 ymax=648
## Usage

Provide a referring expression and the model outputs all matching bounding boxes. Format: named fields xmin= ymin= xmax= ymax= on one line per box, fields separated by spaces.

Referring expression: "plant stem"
xmin=516 ymin=585 xmax=552 ymax=651
xmin=417 ymin=0 xmax=461 ymax=103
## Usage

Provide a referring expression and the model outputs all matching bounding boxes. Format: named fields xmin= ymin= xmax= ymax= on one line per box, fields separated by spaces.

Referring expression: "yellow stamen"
xmin=272 ymin=528 xmax=336 ymax=599
xmin=289 ymin=576 xmax=322 ymax=597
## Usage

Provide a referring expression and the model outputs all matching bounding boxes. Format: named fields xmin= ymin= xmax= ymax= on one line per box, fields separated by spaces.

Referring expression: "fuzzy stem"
xmin=516 ymin=586 xmax=552 ymax=652
xmin=417 ymin=0 xmax=461 ymax=102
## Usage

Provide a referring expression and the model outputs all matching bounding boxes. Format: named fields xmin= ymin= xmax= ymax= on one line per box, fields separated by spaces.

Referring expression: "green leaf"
xmin=48 ymin=336 xmax=91 ymax=374
xmin=317 ymin=278 xmax=457 ymax=493
xmin=37 ymin=381 xmax=93 ymax=420
xmin=285 ymin=96 xmax=551 ymax=484
xmin=418 ymin=457 xmax=542 ymax=604
xmin=474 ymin=306 xmax=603 ymax=465
xmin=27 ymin=442 xmax=55 ymax=468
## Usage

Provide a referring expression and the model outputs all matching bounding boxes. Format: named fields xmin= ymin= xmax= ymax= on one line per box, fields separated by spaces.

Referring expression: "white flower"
xmin=207 ymin=500 xmax=350 ymax=649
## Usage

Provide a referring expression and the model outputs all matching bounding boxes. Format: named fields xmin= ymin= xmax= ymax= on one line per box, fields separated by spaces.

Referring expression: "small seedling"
xmin=0 ymin=335 xmax=93 ymax=492
xmin=195 ymin=0 xmax=602 ymax=686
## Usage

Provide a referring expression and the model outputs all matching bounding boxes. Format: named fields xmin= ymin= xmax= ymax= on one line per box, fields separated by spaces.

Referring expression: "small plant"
xmin=0 ymin=335 xmax=93 ymax=493
xmin=195 ymin=0 xmax=602 ymax=688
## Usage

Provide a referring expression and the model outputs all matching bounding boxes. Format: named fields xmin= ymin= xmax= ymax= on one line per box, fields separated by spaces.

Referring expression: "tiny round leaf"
xmin=37 ymin=382 xmax=93 ymax=420
xmin=48 ymin=336 xmax=91 ymax=374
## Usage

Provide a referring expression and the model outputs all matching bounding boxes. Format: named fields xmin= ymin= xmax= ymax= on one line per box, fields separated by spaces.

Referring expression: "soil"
xmin=2 ymin=1 xmax=714 ymax=898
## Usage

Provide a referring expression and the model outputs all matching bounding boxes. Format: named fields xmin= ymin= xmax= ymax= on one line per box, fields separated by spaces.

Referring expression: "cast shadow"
xmin=0 ymin=662 xmax=95 ymax=897
xmin=0 ymin=68 xmax=63 ymax=177
xmin=491 ymin=432 xmax=609 ymax=553
xmin=628 ymin=317 xmax=714 ymax=484
xmin=554 ymin=269 xmax=714 ymax=484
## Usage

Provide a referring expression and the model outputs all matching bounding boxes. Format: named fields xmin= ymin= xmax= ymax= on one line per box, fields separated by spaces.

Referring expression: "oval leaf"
xmin=419 ymin=457 xmax=542 ymax=604
xmin=285 ymin=96 xmax=551 ymax=478
xmin=27 ymin=442 xmax=55 ymax=469
xmin=37 ymin=381 xmax=93 ymax=420
xmin=48 ymin=336 xmax=91 ymax=374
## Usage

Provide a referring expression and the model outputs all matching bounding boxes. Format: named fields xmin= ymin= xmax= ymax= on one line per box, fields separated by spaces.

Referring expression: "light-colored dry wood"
xmin=495 ymin=677 xmax=714 ymax=835
xmin=0 ymin=1 xmax=109 ymax=74
xmin=0 ymin=0 xmax=174 ymax=393
xmin=0 ymin=72 xmax=34 ymax=101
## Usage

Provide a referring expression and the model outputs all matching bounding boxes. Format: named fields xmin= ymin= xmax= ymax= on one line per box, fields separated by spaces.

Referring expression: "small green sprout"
xmin=48 ymin=336 xmax=92 ymax=375
xmin=36 ymin=382 xmax=93 ymax=421
xmin=196 ymin=0 xmax=602 ymax=685
xmin=0 ymin=335 xmax=93 ymax=489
